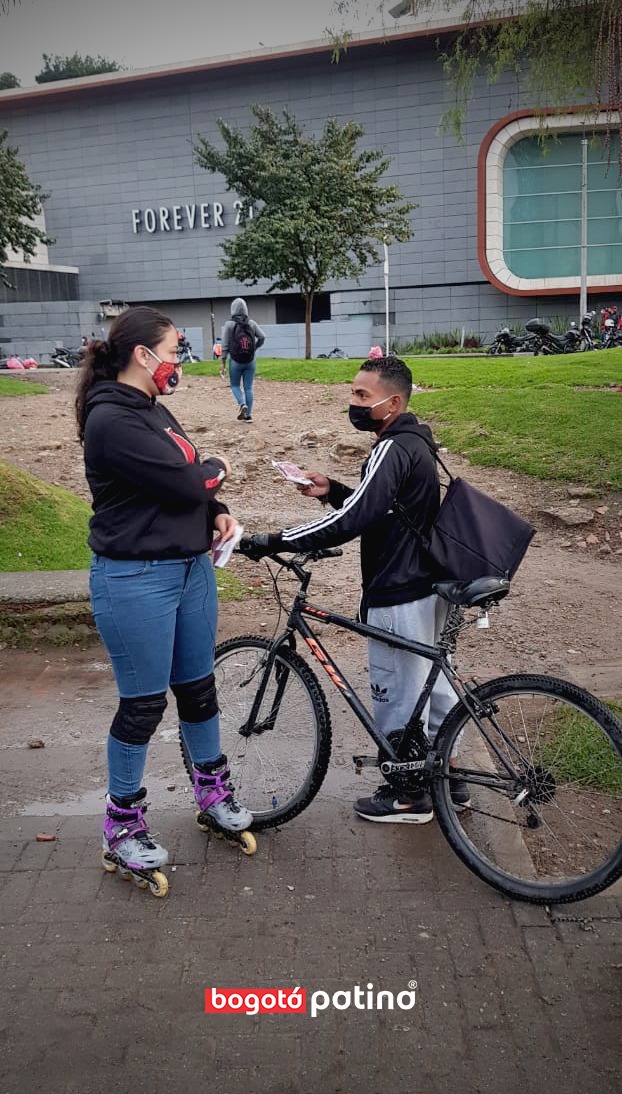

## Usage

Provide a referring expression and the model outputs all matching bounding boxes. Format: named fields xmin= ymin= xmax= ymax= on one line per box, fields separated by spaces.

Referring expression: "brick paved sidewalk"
xmin=1 ymin=803 xmax=620 ymax=1094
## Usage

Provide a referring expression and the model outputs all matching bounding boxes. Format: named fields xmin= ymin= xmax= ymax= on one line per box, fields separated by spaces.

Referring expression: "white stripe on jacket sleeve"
xmin=281 ymin=438 xmax=394 ymax=542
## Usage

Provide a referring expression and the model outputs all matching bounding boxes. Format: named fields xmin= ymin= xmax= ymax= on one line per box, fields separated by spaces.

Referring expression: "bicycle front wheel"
xmin=180 ymin=636 xmax=332 ymax=830
xmin=433 ymin=674 xmax=622 ymax=904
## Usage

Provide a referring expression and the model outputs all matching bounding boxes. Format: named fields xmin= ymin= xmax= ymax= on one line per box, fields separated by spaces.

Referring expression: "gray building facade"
xmin=1 ymin=25 xmax=620 ymax=359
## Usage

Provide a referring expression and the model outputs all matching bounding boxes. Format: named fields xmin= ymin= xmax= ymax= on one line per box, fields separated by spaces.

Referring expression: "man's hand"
xmin=239 ymin=533 xmax=282 ymax=560
xmin=297 ymin=472 xmax=330 ymax=498
xmin=214 ymin=513 xmax=240 ymax=543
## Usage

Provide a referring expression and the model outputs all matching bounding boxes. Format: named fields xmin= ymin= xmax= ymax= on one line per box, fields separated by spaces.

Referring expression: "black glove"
xmin=239 ymin=533 xmax=283 ymax=560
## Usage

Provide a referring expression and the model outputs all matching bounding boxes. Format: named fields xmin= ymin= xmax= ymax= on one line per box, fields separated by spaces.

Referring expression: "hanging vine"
xmin=331 ymin=2 xmax=622 ymax=173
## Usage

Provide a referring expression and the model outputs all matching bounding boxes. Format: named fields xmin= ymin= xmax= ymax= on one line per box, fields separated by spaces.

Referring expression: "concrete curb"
xmin=0 ymin=570 xmax=90 ymax=605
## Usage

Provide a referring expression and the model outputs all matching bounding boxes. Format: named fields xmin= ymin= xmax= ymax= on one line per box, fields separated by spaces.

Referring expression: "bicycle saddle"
xmin=433 ymin=576 xmax=510 ymax=607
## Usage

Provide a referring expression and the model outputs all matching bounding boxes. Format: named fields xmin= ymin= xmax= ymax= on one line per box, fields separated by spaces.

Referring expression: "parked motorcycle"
xmin=486 ymin=327 xmax=539 ymax=355
xmin=600 ymin=306 xmax=622 ymax=343
xmin=177 ymin=334 xmax=199 ymax=364
xmin=524 ymin=318 xmax=586 ymax=355
xmin=51 ymin=347 xmax=83 ymax=368
xmin=577 ymin=311 xmax=597 ymax=351
xmin=601 ymin=308 xmax=622 ymax=349
xmin=317 ymin=347 xmax=348 ymax=359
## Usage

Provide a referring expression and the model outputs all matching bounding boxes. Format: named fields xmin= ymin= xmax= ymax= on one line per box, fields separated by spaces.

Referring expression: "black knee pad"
xmin=109 ymin=692 xmax=168 ymax=746
xmin=171 ymin=673 xmax=218 ymax=723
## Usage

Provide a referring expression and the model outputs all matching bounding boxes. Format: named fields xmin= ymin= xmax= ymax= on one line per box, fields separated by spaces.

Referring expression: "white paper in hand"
xmin=212 ymin=525 xmax=244 ymax=568
xmin=271 ymin=460 xmax=313 ymax=486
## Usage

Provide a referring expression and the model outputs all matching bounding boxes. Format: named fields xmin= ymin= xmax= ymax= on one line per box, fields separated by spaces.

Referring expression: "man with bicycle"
xmin=244 ymin=355 xmax=470 ymax=823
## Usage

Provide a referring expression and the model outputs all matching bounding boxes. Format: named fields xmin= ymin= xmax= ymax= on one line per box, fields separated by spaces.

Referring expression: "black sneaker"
xmin=354 ymin=784 xmax=433 ymax=824
xmin=449 ymin=776 xmax=471 ymax=811
xmin=237 ymin=404 xmax=248 ymax=420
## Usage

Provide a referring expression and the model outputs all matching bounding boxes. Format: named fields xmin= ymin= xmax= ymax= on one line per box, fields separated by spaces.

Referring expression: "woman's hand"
xmin=214 ymin=513 xmax=240 ymax=543
xmin=297 ymin=472 xmax=330 ymax=498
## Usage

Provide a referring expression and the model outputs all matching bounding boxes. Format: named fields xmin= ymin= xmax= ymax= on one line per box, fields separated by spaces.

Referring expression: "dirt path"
xmin=5 ymin=369 xmax=622 ymax=697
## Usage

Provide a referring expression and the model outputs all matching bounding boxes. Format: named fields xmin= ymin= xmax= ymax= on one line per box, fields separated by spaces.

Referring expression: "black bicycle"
xmin=180 ymin=547 xmax=622 ymax=904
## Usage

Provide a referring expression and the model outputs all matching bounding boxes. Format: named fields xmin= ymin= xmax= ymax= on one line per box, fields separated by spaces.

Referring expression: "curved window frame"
xmin=478 ymin=110 xmax=622 ymax=295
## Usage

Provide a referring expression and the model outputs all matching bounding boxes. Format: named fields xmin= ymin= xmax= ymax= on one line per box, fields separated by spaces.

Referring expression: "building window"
xmin=275 ymin=293 xmax=331 ymax=324
xmin=481 ymin=112 xmax=622 ymax=294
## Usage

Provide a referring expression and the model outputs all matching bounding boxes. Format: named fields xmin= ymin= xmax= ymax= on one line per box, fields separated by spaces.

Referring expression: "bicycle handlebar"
xmin=236 ymin=543 xmax=343 ymax=566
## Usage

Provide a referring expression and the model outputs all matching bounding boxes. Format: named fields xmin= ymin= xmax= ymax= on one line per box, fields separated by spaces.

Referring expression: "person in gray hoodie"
xmin=221 ymin=298 xmax=266 ymax=422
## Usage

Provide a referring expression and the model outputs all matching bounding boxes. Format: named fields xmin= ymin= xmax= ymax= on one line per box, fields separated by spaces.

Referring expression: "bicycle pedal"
xmin=353 ymin=754 xmax=379 ymax=773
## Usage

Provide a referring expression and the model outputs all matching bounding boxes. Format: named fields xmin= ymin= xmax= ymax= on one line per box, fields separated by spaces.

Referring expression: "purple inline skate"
xmin=192 ymin=755 xmax=256 ymax=855
xmin=102 ymin=788 xmax=169 ymax=896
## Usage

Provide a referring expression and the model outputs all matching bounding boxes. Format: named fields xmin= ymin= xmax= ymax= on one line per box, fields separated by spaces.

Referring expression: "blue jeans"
xmin=229 ymin=357 xmax=256 ymax=416
xmin=90 ymin=553 xmax=222 ymax=799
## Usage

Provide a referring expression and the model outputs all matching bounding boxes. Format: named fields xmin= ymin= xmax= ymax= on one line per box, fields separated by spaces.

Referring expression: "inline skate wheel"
xmin=133 ymin=876 xmax=149 ymax=890
xmin=239 ymin=831 xmax=257 ymax=856
xmin=195 ymin=809 xmax=211 ymax=833
xmin=102 ymin=851 xmax=117 ymax=873
xmin=148 ymin=871 xmax=168 ymax=898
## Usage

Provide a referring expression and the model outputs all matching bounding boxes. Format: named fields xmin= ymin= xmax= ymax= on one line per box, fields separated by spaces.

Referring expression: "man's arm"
xmin=279 ymin=438 xmax=408 ymax=552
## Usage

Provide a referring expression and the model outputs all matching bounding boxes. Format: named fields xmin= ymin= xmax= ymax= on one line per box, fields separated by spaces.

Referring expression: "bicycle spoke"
xmin=433 ymin=675 xmax=622 ymax=903
xmin=211 ymin=637 xmax=332 ymax=826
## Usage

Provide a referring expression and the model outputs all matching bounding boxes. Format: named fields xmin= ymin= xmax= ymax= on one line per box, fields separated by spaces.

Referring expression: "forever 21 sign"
xmin=131 ymin=199 xmax=253 ymax=234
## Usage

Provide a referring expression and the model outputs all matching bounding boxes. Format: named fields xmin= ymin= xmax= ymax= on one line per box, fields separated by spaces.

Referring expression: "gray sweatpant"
xmin=367 ymin=595 xmax=458 ymax=744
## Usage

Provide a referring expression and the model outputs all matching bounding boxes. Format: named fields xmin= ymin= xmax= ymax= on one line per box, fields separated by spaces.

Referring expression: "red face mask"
xmin=144 ymin=348 xmax=182 ymax=395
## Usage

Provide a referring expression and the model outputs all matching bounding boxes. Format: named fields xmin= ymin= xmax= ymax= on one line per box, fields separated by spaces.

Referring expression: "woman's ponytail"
xmin=75 ymin=338 xmax=119 ymax=443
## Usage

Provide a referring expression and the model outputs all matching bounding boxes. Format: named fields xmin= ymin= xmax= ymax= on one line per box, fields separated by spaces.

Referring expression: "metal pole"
xmin=580 ymin=138 xmax=588 ymax=322
xmin=383 ymin=240 xmax=390 ymax=354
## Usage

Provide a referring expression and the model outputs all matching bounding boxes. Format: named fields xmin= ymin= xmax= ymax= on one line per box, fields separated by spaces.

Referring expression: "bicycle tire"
xmin=179 ymin=636 xmax=332 ymax=830
xmin=432 ymin=674 xmax=622 ymax=904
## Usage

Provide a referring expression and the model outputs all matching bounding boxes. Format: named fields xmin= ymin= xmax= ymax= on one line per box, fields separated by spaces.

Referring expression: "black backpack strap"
xmin=409 ymin=428 xmax=454 ymax=483
xmin=391 ymin=433 xmax=452 ymax=541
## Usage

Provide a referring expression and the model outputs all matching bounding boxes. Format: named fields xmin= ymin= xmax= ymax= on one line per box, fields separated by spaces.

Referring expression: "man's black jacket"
xmin=280 ymin=413 xmax=441 ymax=608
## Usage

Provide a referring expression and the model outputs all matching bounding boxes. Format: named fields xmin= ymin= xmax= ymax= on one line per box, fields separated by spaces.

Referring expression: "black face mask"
xmin=348 ymin=395 xmax=393 ymax=432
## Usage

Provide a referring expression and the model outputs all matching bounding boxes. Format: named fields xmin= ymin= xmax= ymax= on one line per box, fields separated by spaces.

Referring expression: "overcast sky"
xmin=0 ymin=0 xmax=388 ymax=86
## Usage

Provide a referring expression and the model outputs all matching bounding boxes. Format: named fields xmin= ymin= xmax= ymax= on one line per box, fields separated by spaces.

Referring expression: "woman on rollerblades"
xmin=75 ymin=306 xmax=253 ymax=897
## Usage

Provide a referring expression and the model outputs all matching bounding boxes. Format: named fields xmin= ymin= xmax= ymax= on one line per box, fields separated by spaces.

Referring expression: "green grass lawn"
xmin=0 ymin=461 xmax=92 ymax=570
xmin=0 ymin=376 xmax=48 ymax=396
xmin=187 ymin=348 xmax=622 ymax=488
xmin=0 ymin=460 xmax=250 ymax=593
xmin=543 ymin=700 xmax=622 ymax=796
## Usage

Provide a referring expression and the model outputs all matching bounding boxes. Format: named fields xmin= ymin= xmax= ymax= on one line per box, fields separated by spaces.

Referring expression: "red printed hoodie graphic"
xmin=83 ymin=381 xmax=228 ymax=559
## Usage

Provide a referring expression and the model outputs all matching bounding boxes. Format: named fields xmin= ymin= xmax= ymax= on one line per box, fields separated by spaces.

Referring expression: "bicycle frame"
xmin=293 ymin=599 xmax=454 ymax=762
xmin=238 ymin=561 xmax=527 ymax=792
xmin=243 ymin=560 xmax=466 ymax=767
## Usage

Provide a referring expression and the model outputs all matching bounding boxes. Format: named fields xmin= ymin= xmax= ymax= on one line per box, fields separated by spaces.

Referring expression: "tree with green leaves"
xmin=0 ymin=130 xmax=52 ymax=288
xmin=35 ymin=52 xmax=123 ymax=84
xmin=195 ymin=105 xmax=414 ymax=358
xmin=0 ymin=72 xmax=20 ymax=89
xmin=332 ymin=1 xmax=622 ymax=171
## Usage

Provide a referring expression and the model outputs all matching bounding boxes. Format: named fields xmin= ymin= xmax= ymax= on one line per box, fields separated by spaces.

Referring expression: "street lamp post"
xmin=579 ymin=137 xmax=588 ymax=323
xmin=383 ymin=238 xmax=390 ymax=355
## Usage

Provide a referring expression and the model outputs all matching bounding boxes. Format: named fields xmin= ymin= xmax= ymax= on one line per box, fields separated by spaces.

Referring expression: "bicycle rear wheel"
xmin=432 ymin=674 xmax=622 ymax=904
xmin=180 ymin=636 xmax=332 ymax=829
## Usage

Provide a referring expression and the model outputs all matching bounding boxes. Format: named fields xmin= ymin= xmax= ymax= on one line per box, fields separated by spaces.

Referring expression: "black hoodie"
xmin=83 ymin=382 xmax=228 ymax=559
xmin=280 ymin=413 xmax=441 ymax=608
